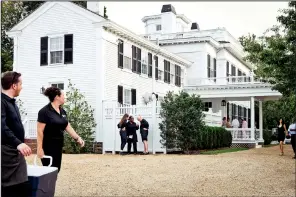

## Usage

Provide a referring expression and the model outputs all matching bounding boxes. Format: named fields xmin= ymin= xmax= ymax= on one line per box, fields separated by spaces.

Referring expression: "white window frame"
xmin=49 ymin=82 xmax=65 ymax=90
xmin=156 ymin=24 xmax=162 ymax=31
xmin=48 ymin=35 xmax=64 ymax=65
xmin=123 ymin=88 xmax=131 ymax=106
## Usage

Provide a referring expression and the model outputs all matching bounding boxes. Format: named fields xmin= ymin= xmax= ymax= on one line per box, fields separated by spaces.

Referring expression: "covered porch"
xmin=184 ymin=82 xmax=282 ymax=147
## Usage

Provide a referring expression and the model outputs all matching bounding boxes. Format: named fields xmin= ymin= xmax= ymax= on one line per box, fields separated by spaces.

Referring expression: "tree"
xmin=239 ymin=2 xmax=296 ymax=123
xmin=1 ymin=1 xmax=87 ymax=72
xmin=239 ymin=2 xmax=296 ymax=96
xmin=159 ymin=91 xmax=205 ymax=152
xmin=104 ymin=6 xmax=108 ymax=19
xmin=63 ymin=80 xmax=96 ymax=153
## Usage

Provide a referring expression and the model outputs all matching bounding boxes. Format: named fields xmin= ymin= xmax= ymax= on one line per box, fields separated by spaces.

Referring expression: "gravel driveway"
xmin=26 ymin=145 xmax=295 ymax=196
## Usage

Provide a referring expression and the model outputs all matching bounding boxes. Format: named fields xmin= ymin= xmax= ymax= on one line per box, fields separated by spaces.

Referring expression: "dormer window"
xmin=156 ymin=25 xmax=162 ymax=31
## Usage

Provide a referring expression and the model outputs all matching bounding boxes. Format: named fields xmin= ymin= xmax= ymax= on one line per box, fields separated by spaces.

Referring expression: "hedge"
xmin=201 ymin=126 xmax=232 ymax=149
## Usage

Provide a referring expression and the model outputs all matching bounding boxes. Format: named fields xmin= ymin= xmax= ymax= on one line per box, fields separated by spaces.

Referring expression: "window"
xmin=50 ymin=37 xmax=63 ymax=64
xmin=154 ymin=56 xmax=158 ymax=80
xmin=132 ymin=45 xmax=141 ymax=74
xmin=226 ymin=61 xmax=230 ymax=82
xmin=51 ymin=83 xmax=64 ymax=90
xmin=164 ymin=60 xmax=170 ymax=83
xmin=238 ymin=69 xmax=242 ymax=82
xmin=213 ymin=58 xmax=217 ymax=82
xmin=204 ymin=102 xmax=212 ymax=112
xmin=207 ymin=54 xmax=211 ymax=78
xmin=148 ymin=53 xmax=152 ymax=78
xmin=142 ymin=62 xmax=148 ymax=75
xmin=156 ymin=25 xmax=161 ymax=31
xmin=175 ymin=65 xmax=181 ymax=87
xmin=231 ymin=64 xmax=236 ymax=83
xmin=118 ymin=39 xmax=124 ymax=69
xmin=242 ymin=72 xmax=247 ymax=82
xmin=40 ymin=34 xmax=73 ymax=66
xmin=118 ymin=85 xmax=137 ymax=106
xmin=124 ymin=89 xmax=131 ymax=105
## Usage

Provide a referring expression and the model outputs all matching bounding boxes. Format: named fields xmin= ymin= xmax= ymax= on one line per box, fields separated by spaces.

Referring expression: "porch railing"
xmin=226 ymin=128 xmax=252 ymax=141
xmin=187 ymin=76 xmax=269 ymax=87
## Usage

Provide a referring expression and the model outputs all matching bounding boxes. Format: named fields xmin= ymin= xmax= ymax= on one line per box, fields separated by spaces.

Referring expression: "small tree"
xmin=159 ymin=91 xmax=205 ymax=152
xmin=63 ymin=80 xmax=96 ymax=154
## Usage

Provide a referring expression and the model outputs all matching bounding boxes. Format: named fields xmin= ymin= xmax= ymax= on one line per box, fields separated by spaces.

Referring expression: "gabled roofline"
xmin=94 ymin=20 xmax=193 ymax=67
xmin=7 ymin=2 xmax=105 ymax=36
xmin=141 ymin=14 xmax=191 ymax=24
xmin=176 ymin=14 xmax=191 ymax=24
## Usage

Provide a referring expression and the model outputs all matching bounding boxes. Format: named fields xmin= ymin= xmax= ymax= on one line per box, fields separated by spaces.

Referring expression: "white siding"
xmin=16 ymin=3 xmax=103 ymax=121
xmin=103 ymin=31 xmax=183 ymax=106
xmin=145 ymin=18 xmax=162 ymax=34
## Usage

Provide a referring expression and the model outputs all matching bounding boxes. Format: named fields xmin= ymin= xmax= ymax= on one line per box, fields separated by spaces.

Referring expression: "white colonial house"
xmin=7 ymin=2 xmax=281 ymax=153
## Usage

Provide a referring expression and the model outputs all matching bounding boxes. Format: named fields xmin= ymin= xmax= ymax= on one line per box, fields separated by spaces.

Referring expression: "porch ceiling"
xmin=184 ymin=84 xmax=282 ymax=101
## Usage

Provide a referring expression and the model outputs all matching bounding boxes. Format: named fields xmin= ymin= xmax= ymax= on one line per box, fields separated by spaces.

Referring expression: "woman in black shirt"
xmin=117 ymin=113 xmax=129 ymax=155
xmin=137 ymin=115 xmax=149 ymax=154
xmin=126 ymin=116 xmax=139 ymax=154
xmin=37 ymin=87 xmax=84 ymax=172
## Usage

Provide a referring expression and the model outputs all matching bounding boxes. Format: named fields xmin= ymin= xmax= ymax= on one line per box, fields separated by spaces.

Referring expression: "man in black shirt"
xmin=1 ymin=71 xmax=32 ymax=197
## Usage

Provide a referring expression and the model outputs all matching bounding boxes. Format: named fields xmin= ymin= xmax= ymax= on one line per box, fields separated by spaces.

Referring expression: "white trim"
xmin=7 ymin=2 xmax=105 ymax=35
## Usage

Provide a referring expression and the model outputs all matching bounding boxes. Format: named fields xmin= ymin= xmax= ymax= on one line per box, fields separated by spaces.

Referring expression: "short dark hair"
xmin=43 ymin=87 xmax=61 ymax=102
xmin=1 ymin=71 xmax=22 ymax=90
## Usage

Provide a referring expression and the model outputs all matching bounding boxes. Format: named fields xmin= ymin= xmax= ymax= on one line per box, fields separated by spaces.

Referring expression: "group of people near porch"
xmin=222 ymin=116 xmax=248 ymax=129
xmin=117 ymin=114 xmax=149 ymax=155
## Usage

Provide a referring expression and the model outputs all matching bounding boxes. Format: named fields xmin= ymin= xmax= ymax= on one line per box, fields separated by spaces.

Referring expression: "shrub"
xmin=159 ymin=91 xmax=205 ymax=152
xmin=263 ymin=129 xmax=272 ymax=145
xmin=201 ymin=126 xmax=232 ymax=149
xmin=63 ymin=80 xmax=96 ymax=154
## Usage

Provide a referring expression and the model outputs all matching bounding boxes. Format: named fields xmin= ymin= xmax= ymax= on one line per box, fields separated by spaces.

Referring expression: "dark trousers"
xmin=42 ymin=141 xmax=63 ymax=172
xmin=127 ymin=138 xmax=137 ymax=153
xmin=120 ymin=131 xmax=127 ymax=150
xmin=291 ymin=134 xmax=296 ymax=156
xmin=1 ymin=181 xmax=30 ymax=197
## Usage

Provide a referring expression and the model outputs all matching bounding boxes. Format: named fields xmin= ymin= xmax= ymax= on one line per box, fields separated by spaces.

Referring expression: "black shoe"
xmin=134 ymin=152 xmax=138 ymax=155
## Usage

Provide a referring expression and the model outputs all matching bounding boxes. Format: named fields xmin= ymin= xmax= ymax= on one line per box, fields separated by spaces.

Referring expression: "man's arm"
xmin=1 ymin=101 xmax=22 ymax=148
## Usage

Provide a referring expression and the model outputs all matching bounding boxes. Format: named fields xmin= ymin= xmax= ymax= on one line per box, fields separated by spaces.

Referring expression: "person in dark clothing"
xmin=37 ymin=87 xmax=85 ymax=172
xmin=126 ymin=116 xmax=139 ymax=154
xmin=277 ymin=118 xmax=287 ymax=156
xmin=117 ymin=113 xmax=129 ymax=155
xmin=1 ymin=71 xmax=32 ymax=197
xmin=288 ymin=119 xmax=296 ymax=159
xmin=137 ymin=115 xmax=149 ymax=154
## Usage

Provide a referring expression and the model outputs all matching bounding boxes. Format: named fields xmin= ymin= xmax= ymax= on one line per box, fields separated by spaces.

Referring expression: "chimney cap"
xmin=161 ymin=4 xmax=177 ymax=15
xmin=191 ymin=22 xmax=200 ymax=31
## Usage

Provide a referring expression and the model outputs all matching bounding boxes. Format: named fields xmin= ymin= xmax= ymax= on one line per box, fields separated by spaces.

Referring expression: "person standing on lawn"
xmin=37 ymin=86 xmax=85 ymax=172
xmin=1 ymin=71 xmax=32 ymax=197
xmin=137 ymin=115 xmax=149 ymax=154
xmin=117 ymin=113 xmax=129 ymax=155
xmin=126 ymin=115 xmax=139 ymax=154
xmin=288 ymin=119 xmax=296 ymax=159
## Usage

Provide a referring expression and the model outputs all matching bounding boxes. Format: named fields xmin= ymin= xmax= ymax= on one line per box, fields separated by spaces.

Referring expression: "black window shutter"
xmin=132 ymin=46 xmax=137 ymax=72
xmin=168 ymin=61 xmax=170 ymax=83
xmin=40 ymin=37 xmax=48 ymax=66
xmin=118 ymin=85 xmax=123 ymax=104
xmin=131 ymin=89 xmax=136 ymax=105
xmin=137 ymin=48 xmax=141 ymax=74
xmin=155 ymin=56 xmax=158 ymax=80
xmin=207 ymin=54 xmax=211 ymax=78
xmin=148 ymin=53 xmax=152 ymax=77
xmin=118 ymin=40 xmax=123 ymax=69
xmin=64 ymin=34 xmax=73 ymax=64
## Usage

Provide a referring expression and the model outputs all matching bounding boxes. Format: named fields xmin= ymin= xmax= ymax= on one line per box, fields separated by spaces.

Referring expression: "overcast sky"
xmin=100 ymin=1 xmax=288 ymax=39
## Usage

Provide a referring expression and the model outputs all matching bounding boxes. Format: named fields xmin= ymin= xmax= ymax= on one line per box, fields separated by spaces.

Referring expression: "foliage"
xmin=263 ymin=95 xmax=296 ymax=129
xmin=1 ymin=1 xmax=86 ymax=72
xmin=239 ymin=2 xmax=296 ymax=97
xmin=63 ymin=80 xmax=96 ymax=154
xmin=200 ymin=147 xmax=247 ymax=155
xmin=15 ymin=98 xmax=27 ymax=121
xmin=200 ymin=126 xmax=232 ymax=150
xmin=263 ymin=129 xmax=273 ymax=145
xmin=159 ymin=91 xmax=205 ymax=152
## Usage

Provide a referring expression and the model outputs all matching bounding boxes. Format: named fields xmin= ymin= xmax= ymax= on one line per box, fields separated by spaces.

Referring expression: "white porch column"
xmin=259 ymin=100 xmax=264 ymax=142
xmin=250 ymin=97 xmax=255 ymax=141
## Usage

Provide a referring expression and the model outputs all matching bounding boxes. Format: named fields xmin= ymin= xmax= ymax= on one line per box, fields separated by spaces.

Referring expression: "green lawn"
xmin=200 ymin=148 xmax=248 ymax=155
